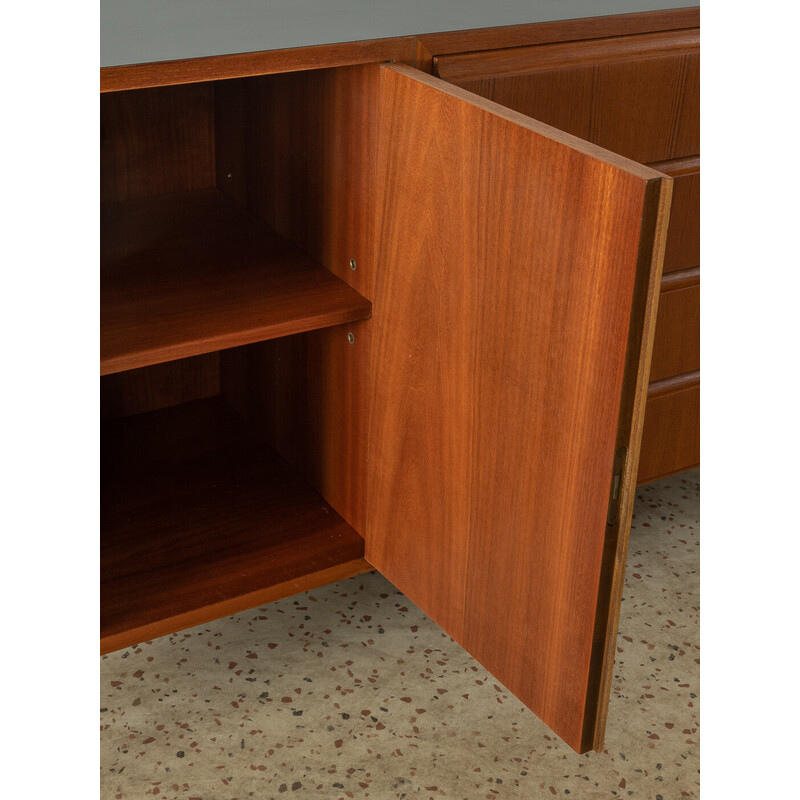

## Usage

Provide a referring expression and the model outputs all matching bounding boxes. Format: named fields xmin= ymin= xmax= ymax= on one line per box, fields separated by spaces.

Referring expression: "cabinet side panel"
xmin=367 ymin=64 xmax=667 ymax=752
xmin=214 ymin=66 xmax=380 ymax=533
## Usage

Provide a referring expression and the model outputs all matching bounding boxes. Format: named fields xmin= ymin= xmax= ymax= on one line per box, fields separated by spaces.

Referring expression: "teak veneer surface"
xmin=435 ymin=28 xmax=699 ymax=165
xmin=637 ymin=372 xmax=700 ymax=483
xmin=649 ymin=271 xmax=700 ymax=382
xmin=367 ymin=64 xmax=671 ymax=753
xmin=416 ymin=7 xmax=699 ymax=58
xmin=100 ymin=189 xmax=372 ymax=375
xmin=101 ymin=83 xmax=216 ymax=202
xmin=649 ymin=156 xmax=699 ymax=274
xmin=213 ymin=65 xmax=382 ymax=533
xmin=640 ymin=157 xmax=698 ymax=479
xmin=433 ymin=28 xmax=698 ymax=82
xmin=100 ymin=37 xmax=416 ymax=93
xmin=101 ymin=397 xmax=369 ymax=654
xmin=99 ymin=6 xmax=698 ymax=753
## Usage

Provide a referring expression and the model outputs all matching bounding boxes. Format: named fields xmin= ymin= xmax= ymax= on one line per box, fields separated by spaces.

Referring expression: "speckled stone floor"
xmin=101 ymin=470 xmax=699 ymax=800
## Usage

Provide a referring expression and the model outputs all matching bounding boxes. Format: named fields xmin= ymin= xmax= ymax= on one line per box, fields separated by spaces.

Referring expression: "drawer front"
xmin=650 ymin=157 xmax=700 ymax=273
xmin=637 ymin=374 xmax=700 ymax=484
xmin=649 ymin=277 xmax=700 ymax=382
xmin=435 ymin=29 xmax=699 ymax=164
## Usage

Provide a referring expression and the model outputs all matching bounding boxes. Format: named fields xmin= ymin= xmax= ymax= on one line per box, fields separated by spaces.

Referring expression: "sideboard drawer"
xmin=637 ymin=374 xmax=700 ymax=484
xmin=434 ymin=28 xmax=699 ymax=164
xmin=650 ymin=157 xmax=700 ymax=274
xmin=649 ymin=277 xmax=700 ymax=383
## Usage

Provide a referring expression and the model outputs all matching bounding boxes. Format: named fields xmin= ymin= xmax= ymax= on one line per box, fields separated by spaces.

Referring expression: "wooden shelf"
xmin=101 ymin=397 xmax=369 ymax=654
xmin=101 ymin=188 xmax=371 ymax=375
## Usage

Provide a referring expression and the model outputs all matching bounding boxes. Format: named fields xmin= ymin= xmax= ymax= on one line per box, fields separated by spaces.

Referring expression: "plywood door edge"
xmin=583 ymin=173 xmax=673 ymax=752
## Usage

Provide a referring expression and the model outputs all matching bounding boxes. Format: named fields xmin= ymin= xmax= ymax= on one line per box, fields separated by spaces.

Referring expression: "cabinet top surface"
xmin=101 ymin=0 xmax=698 ymax=68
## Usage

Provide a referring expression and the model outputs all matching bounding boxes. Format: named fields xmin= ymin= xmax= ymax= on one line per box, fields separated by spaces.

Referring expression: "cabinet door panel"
xmin=367 ymin=64 xmax=671 ymax=753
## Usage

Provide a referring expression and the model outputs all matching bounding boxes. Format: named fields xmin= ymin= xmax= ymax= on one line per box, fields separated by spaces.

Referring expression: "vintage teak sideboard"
xmin=100 ymin=2 xmax=700 ymax=754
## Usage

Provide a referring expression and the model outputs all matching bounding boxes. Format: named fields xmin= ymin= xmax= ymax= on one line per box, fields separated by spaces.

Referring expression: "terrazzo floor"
xmin=101 ymin=470 xmax=700 ymax=800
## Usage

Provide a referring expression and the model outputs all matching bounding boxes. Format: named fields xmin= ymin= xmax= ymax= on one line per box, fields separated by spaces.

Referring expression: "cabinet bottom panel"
xmin=101 ymin=396 xmax=368 ymax=654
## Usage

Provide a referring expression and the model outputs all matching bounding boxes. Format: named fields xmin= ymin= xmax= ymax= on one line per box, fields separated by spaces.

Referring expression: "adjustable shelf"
xmin=101 ymin=188 xmax=371 ymax=375
xmin=101 ymin=396 xmax=369 ymax=654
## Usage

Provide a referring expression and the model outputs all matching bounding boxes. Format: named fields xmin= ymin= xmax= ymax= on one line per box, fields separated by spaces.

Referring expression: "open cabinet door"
xmin=366 ymin=64 xmax=672 ymax=754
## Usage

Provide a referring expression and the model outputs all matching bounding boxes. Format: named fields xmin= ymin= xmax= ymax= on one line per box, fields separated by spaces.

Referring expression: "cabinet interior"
xmin=100 ymin=66 xmax=378 ymax=654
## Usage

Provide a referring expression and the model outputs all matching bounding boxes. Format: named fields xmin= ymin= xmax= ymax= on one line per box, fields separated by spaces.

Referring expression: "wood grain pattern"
xmin=366 ymin=64 xmax=670 ymax=753
xmin=100 ymin=188 xmax=371 ymax=375
xmin=219 ymin=320 xmax=370 ymax=533
xmin=426 ymin=16 xmax=701 ymax=489
xmin=637 ymin=372 xmax=700 ymax=484
xmin=434 ymin=28 xmax=698 ymax=82
xmin=101 ymin=396 xmax=369 ymax=654
xmin=648 ymin=156 xmax=699 ymax=273
xmin=649 ymin=271 xmax=700 ymax=382
xmin=215 ymin=65 xmax=379 ymax=301
xmin=100 ymin=36 xmax=416 ymax=93
xmin=98 ymin=12 xmax=698 ymax=747
xmin=583 ymin=176 xmax=672 ymax=752
xmin=214 ymin=65 xmax=381 ymax=532
xmin=435 ymin=29 xmax=699 ymax=164
xmin=101 ymin=83 xmax=215 ymax=203
xmin=660 ymin=264 xmax=700 ymax=292
xmin=417 ymin=7 xmax=699 ymax=63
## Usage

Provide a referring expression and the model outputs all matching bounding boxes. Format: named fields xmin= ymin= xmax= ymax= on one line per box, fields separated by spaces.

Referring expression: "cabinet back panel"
xmin=214 ymin=65 xmax=378 ymax=302
xmin=101 ymin=353 xmax=221 ymax=420
xmin=219 ymin=321 xmax=369 ymax=534
xmin=214 ymin=65 xmax=380 ymax=533
xmin=101 ymin=83 xmax=216 ymax=202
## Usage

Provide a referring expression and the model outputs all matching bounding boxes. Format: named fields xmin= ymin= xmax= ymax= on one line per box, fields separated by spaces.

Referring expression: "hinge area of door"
xmin=606 ymin=446 xmax=628 ymax=527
